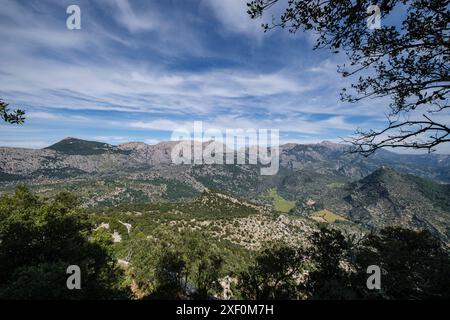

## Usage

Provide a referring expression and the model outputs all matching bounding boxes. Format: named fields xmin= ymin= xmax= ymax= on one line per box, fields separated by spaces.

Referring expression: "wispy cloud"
xmin=204 ymin=0 xmax=266 ymax=38
xmin=0 ymin=0 xmax=427 ymax=152
xmin=112 ymin=0 xmax=161 ymax=32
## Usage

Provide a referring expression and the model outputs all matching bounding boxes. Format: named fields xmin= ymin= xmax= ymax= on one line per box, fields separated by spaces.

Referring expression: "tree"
xmin=305 ymin=228 xmax=357 ymax=299
xmin=193 ymin=253 xmax=224 ymax=299
xmin=0 ymin=186 xmax=128 ymax=299
xmin=153 ymin=250 xmax=189 ymax=299
xmin=354 ymin=227 xmax=450 ymax=299
xmin=131 ymin=229 xmax=224 ymax=299
xmin=237 ymin=226 xmax=450 ymax=299
xmin=238 ymin=244 xmax=307 ymax=299
xmin=247 ymin=0 xmax=449 ymax=154
xmin=0 ymin=98 xmax=25 ymax=124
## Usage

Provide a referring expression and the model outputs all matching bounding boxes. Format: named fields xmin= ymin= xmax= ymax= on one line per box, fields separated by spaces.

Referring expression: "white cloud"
xmin=0 ymin=0 xmax=427 ymax=152
xmin=112 ymin=0 xmax=164 ymax=32
xmin=93 ymin=135 xmax=130 ymax=144
xmin=27 ymin=111 xmax=60 ymax=121
xmin=0 ymin=140 xmax=50 ymax=149
xmin=125 ymin=114 xmax=354 ymax=135
xmin=204 ymin=0 xmax=265 ymax=38
xmin=0 ymin=48 xmax=311 ymax=117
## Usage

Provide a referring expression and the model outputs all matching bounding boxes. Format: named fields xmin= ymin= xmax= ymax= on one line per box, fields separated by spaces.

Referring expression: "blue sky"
xmin=0 ymin=0 xmax=447 ymax=153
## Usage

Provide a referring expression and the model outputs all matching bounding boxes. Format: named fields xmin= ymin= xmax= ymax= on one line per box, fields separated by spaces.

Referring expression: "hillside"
xmin=0 ymin=138 xmax=449 ymax=184
xmin=92 ymin=190 xmax=314 ymax=252
xmin=1 ymin=138 xmax=449 ymax=242
xmin=338 ymin=167 xmax=450 ymax=240
xmin=45 ymin=137 xmax=128 ymax=155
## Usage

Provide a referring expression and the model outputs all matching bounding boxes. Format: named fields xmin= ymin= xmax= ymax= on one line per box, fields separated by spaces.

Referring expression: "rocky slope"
xmin=1 ymin=137 xmax=449 ymax=183
xmin=1 ymin=137 xmax=449 ymax=241
xmin=332 ymin=167 xmax=450 ymax=240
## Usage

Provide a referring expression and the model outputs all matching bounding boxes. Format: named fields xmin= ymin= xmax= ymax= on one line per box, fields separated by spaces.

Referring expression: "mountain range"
xmin=0 ymin=137 xmax=449 ymax=241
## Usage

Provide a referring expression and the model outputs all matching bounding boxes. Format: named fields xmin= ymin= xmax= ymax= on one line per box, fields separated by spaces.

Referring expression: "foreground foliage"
xmin=247 ymin=0 xmax=450 ymax=154
xmin=0 ymin=186 xmax=129 ymax=299
xmin=239 ymin=227 xmax=450 ymax=299
xmin=0 ymin=187 xmax=449 ymax=300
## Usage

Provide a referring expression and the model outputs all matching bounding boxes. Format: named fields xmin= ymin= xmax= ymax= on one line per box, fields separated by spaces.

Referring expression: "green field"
xmin=310 ymin=209 xmax=347 ymax=223
xmin=326 ymin=182 xmax=346 ymax=189
xmin=266 ymin=188 xmax=296 ymax=213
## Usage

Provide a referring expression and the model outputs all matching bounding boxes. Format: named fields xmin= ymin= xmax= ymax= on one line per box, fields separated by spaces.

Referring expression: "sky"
xmin=0 ymin=0 xmax=448 ymax=153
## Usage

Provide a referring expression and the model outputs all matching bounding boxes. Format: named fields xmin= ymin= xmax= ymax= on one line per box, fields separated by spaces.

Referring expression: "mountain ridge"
xmin=1 ymin=137 xmax=449 ymax=182
xmin=340 ymin=167 xmax=450 ymax=240
xmin=1 ymin=137 xmax=449 ymax=241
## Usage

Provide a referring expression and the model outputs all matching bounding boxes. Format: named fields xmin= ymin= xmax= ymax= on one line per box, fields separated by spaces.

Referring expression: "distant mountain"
xmin=333 ymin=167 xmax=450 ymax=240
xmin=0 ymin=137 xmax=449 ymax=183
xmin=279 ymin=142 xmax=450 ymax=182
xmin=1 ymin=137 xmax=449 ymax=241
xmin=45 ymin=137 xmax=127 ymax=155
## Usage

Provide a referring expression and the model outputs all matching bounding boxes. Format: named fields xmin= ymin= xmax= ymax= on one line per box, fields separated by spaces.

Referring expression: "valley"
xmin=1 ymin=137 xmax=449 ymax=243
xmin=1 ymin=137 xmax=449 ymax=299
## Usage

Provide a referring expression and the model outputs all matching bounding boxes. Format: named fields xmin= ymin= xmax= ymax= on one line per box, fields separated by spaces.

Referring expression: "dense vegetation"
xmin=0 ymin=186 xmax=129 ymax=299
xmin=411 ymin=175 xmax=450 ymax=212
xmin=130 ymin=230 xmax=229 ymax=299
xmin=0 ymin=187 xmax=449 ymax=299
xmin=239 ymin=227 xmax=450 ymax=300
xmin=45 ymin=137 xmax=129 ymax=156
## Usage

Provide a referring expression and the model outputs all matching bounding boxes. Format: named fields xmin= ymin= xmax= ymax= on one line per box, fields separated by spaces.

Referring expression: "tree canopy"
xmin=238 ymin=226 xmax=450 ymax=300
xmin=130 ymin=229 xmax=225 ymax=299
xmin=0 ymin=186 xmax=128 ymax=299
xmin=238 ymin=244 xmax=307 ymax=299
xmin=247 ymin=0 xmax=449 ymax=154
